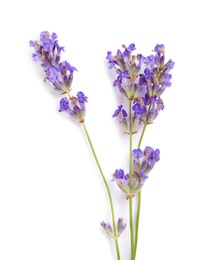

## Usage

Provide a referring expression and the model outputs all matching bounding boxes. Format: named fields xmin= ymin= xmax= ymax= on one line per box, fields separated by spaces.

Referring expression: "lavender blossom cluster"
xmin=107 ymin=43 xmax=174 ymax=130
xmin=107 ymin=43 xmax=175 ymax=197
xmin=29 ymin=31 xmax=87 ymax=123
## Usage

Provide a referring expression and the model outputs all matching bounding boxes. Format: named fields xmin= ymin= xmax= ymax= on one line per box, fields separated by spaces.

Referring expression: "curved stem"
xmin=129 ymin=100 xmax=135 ymax=260
xmin=82 ymin=122 xmax=121 ymax=260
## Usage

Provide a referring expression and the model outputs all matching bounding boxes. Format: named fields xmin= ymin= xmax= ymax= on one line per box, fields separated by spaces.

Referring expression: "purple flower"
xmin=32 ymin=53 xmax=39 ymax=61
xmin=77 ymin=91 xmax=88 ymax=104
xmin=106 ymin=51 xmax=116 ymax=69
xmin=128 ymin=43 xmax=136 ymax=51
xmin=106 ymin=43 xmax=144 ymax=99
xmin=143 ymin=147 xmax=160 ymax=172
xmin=142 ymin=93 xmax=150 ymax=106
xmin=162 ymin=74 xmax=172 ymax=87
xmin=145 ymin=97 xmax=164 ymax=123
xmin=118 ymin=70 xmax=130 ymax=79
xmin=101 ymin=221 xmax=113 ymax=236
xmin=59 ymin=92 xmax=88 ymax=123
xmin=117 ymin=218 xmax=127 ymax=236
xmin=59 ymin=97 xmax=70 ymax=112
xmin=114 ymin=169 xmax=125 ymax=179
xmin=132 ymin=146 xmax=160 ymax=177
xmin=29 ymin=40 xmax=36 ymax=47
xmin=132 ymin=149 xmax=143 ymax=159
xmin=144 ymin=55 xmax=155 ymax=70
xmin=144 ymin=68 xmax=153 ymax=80
xmin=112 ymin=105 xmax=129 ymax=133
xmin=59 ymin=60 xmax=77 ymax=76
xmin=40 ymin=31 xmax=50 ymax=42
xmin=30 ymin=31 xmax=66 ymax=70
xmin=139 ymin=170 xmax=148 ymax=181
xmin=113 ymin=105 xmax=127 ymax=119
xmin=132 ymin=103 xmax=146 ymax=115
xmin=113 ymin=163 xmax=152 ymax=198
xmin=45 ymin=66 xmax=59 ymax=83
xmin=51 ymin=32 xmax=58 ymax=42
xmin=166 ymin=59 xmax=175 ymax=71
xmin=154 ymin=44 xmax=165 ymax=56
xmin=57 ymin=60 xmax=77 ymax=90
xmin=107 ymin=43 xmax=174 ymax=101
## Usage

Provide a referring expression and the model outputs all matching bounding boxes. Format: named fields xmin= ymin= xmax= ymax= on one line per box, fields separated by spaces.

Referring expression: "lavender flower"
xmin=113 ymin=105 xmax=141 ymax=134
xmin=117 ymin=218 xmax=127 ymax=236
xmin=106 ymin=44 xmax=145 ymax=100
xmin=29 ymin=31 xmax=64 ymax=67
xmin=112 ymin=105 xmax=128 ymax=133
xmin=133 ymin=95 xmax=164 ymax=124
xmin=112 ymin=169 xmax=146 ymax=199
xmin=133 ymin=146 xmax=160 ymax=176
xmin=107 ymin=43 xmax=175 ymax=101
xmin=101 ymin=221 xmax=113 ymax=237
xmin=30 ymin=31 xmax=77 ymax=94
xmin=101 ymin=218 xmax=127 ymax=238
xmin=132 ymin=148 xmax=143 ymax=159
xmin=59 ymin=97 xmax=70 ymax=112
xmin=140 ymin=44 xmax=175 ymax=97
xmin=59 ymin=92 xmax=88 ymax=123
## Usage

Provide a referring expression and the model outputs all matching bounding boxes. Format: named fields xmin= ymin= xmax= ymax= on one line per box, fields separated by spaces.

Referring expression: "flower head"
xmin=59 ymin=92 xmax=88 ymax=123
xmin=59 ymin=97 xmax=70 ymax=112
xmin=133 ymin=95 xmax=164 ymax=124
xmin=107 ymin=43 xmax=175 ymax=101
xmin=113 ymin=105 xmax=140 ymax=134
xmin=101 ymin=221 xmax=113 ymax=236
xmin=133 ymin=146 xmax=160 ymax=177
xmin=117 ymin=218 xmax=127 ymax=236
xmin=112 ymin=148 xmax=159 ymax=199
xmin=107 ymin=44 xmax=145 ymax=100
xmin=101 ymin=217 xmax=126 ymax=238
xmin=29 ymin=31 xmax=64 ymax=67
xmin=30 ymin=31 xmax=78 ymax=94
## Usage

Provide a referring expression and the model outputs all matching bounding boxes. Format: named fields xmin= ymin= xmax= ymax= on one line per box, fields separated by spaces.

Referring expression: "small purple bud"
xmin=140 ymin=170 xmax=148 ymax=181
xmin=59 ymin=97 xmax=69 ymax=112
xmin=144 ymin=68 xmax=153 ymax=80
xmin=132 ymin=103 xmax=146 ymax=115
xmin=144 ymin=55 xmax=155 ymax=69
xmin=45 ymin=66 xmax=59 ymax=83
xmin=114 ymin=169 xmax=125 ymax=179
xmin=29 ymin=40 xmax=36 ymax=47
xmin=128 ymin=43 xmax=136 ymax=51
xmin=154 ymin=44 xmax=165 ymax=56
xmin=105 ymin=223 xmax=113 ymax=235
xmin=112 ymin=105 xmax=127 ymax=118
xmin=77 ymin=91 xmax=87 ymax=104
xmin=32 ymin=53 xmax=39 ymax=61
xmin=101 ymin=221 xmax=113 ymax=236
xmin=132 ymin=149 xmax=143 ymax=159
xmin=51 ymin=32 xmax=58 ymax=42
xmin=166 ymin=59 xmax=175 ymax=70
xmin=117 ymin=217 xmax=127 ymax=236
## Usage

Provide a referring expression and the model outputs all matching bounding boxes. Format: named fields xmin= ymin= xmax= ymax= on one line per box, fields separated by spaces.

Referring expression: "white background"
xmin=0 ymin=0 xmax=224 ymax=259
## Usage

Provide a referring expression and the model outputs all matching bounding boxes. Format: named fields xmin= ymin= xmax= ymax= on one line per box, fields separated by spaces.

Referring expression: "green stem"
xmin=134 ymin=192 xmax=141 ymax=259
xmin=129 ymin=100 xmax=135 ymax=260
xmin=82 ymin=122 xmax=121 ymax=260
xmin=134 ymin=104 xmax=152 ymax=258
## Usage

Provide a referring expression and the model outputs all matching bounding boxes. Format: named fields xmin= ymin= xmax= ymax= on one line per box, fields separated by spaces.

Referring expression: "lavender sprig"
xmin=107 ymin=43 xmax=175 ymax=259
xmin=30 ymin=31 xmax=122 ymax=260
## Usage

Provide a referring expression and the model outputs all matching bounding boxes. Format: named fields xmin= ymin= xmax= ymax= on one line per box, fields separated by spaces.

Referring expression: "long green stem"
xmin=82 ymin=122 xmax=121 ymax=260
xmin=134 ymin=104 xmax=151 ymax=258
xmin=129 ymin=100 xmax=135 ymax=260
